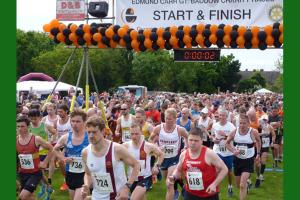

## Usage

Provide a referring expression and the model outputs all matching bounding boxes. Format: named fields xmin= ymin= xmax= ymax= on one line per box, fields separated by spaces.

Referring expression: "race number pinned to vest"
xmin=164 ymin=145 xmax=178 ymax=158
xmin=219 ymin=143 xmax=227 ymax=153
xmin=187 ymin=171 xmax=204 ymax=191
xmin=237 ymin=145 xmax=248 ymax=159
xmin=93 ymin=172 xmax=114 ymax=194
xmin=122 ymin=128 xmax=131 ymax=142
xmin=19 ymin=154 xmax=34 ymax=169
xmin=262 ymin=137 xmax=270 ymax=148
xmin=69 ymin=157 xmax=84 ymax=173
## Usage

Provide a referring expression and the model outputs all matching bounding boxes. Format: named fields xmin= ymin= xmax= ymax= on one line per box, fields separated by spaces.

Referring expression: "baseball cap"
xmin=213 ymin=100 xmax=220 ymax=107
xmin=201 ymin=107 xmax=209 ymax=114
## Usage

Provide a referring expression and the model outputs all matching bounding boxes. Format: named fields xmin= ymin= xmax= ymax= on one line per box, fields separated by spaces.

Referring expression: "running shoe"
xmin=59 ymin=182 xmax=68 ymax=191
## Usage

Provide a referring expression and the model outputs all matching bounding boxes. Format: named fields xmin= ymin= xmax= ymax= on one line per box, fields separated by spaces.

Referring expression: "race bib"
xmin=19 ymin=154 xmax=34 ymax=169
xmin=237 ymin=145 xmax=248 ymax=159
xmin=262 ymin=137 xmax=270 ymax=148
xmin=92 ymin=173 xmax=113 ymax=194
xmin=164 ymin=145 xmax=178 ymax=158
xmin=187 ymin=171 xmax=204 ymax=191
xmin=138 ymin=160 xmax=146 ymax=176
xmin=69 ymin=157 xmax=84 ymax=173
xmin=219 ymin=144 xmax=227 ymax=153
xmin=122 ymin=129 xmax=131 ymax=142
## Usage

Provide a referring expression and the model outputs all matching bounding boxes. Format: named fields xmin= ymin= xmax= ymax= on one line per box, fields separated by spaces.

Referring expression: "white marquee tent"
xmin=254 ymin=88 xmax=274 ymax=94
xmin=17 ymin=81 xmax=83 ymax=95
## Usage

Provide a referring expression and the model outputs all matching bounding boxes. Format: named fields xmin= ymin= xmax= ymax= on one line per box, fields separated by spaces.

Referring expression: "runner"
xmin=145 ymin=101 xmax=161 ymax=126
xmin=254 ymin=114 xmax=276 ymax=188
xmin=81 ymin=116 xmax=140 ymax=200
xmin=211 ymin=109 xmax=236 ymax=197
xmin=193 ymin=107 xmax=213 ymax=147
xmin=135 ymin=107 xmax=154 ymax=141
xmin=149 ymin=108 xmax=188 ymax=200
xmin=168 ymin=127 xmax=228 ymax=200
xmin=17 ymin=115 xmax=53 ymax=200
xmin=54 ymin=108 xmax=89 ymax=200
xmin=115 ymin=104 xmax=136 ymax=143
xmin=55 ymin=103 xmax=73 ymax=191
xmin=225 ymin=114 xmax=261 ymax=200
xmin=123 ymin=122 xmax=164 ymax=199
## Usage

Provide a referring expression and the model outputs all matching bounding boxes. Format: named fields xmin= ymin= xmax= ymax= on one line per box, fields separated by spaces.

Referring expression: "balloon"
xmin=91 ymin=39 xmax=98 ymax=46
xmin=75 ymin=28 xmax=84 ymax=37
xmin=266 ymin=35 xmax=274 ymax=46
xmin=223 ymin=25 xmax=232 ymax=35
xmin=258 ymin=42 xmax=267 ymax=50
xmin=164 ymin=42 xmax=172 ymax=50
xmin=196 ymin=24 xmax=205 ymax=34
xmin=230 ymin=30 xmax=238 ymax=40
xmin=117 ymin=28 xmax=127 ymax=38
xmin=189 ymin=29 xmax=198 ymax=38
xmin=144 ymin=38 xmax=152 ymax=48
xmin=273 ymin=22 xmax=280 ymax=29
xmin=251 ymin=26 xmax=260 ymax=36
xmin=216 ymin=29 xmax=224 ymax=39
xmin=150 ymin=32 xmax=158 ymax=42
xmin=90 ymin=26 xmax=98 ymax=35
xmin=244 ymin=42 xmax=252 ymax=49
xmin=65 ymin=37 xmax=73 ymax=45
xmin=163 ymin=31 xmax=171 ymax=40
xmin=183 ymin=26 xmax=191 ymax=34
xmin=56 ymin=33 xmax=65 ymax=42
xmin=178 ymin=40 xmax=185 ymax=48
xmin=204 ymin=39 xmax=212 ymax=47
xmin=202 ymin=29 xmax=211 ymax=38
xmin=63 ymin=28 xmax=71 ymax=37
xmin=237 ymin=26 xmax=247 ymax=36
xmin=157 ymin=37 xmax=165 ymax=47
xmin=279 ymin=24 xmax=283 ymax=33
xmin=230 ymin=41 xmax=238 ymax=48
xmin=196 ymin=35 xmax=204 ymax=46
xmin=210 ymin=24 xmax=218 ymax=34
xmin=130 ymin=30 xmax=138 ymax=39
xmin=105 ymin=28 xmax=114 ymax=38
xmin=218 ymin=24 xmax=225 ymax=29
xmin=209 ymin=34 xmax=217 ymax=44
xmin=183 ymin=35 xmax=192 ymax=44
xmin=119 ymin=39 xmax=126 ymax=47
xmin=43 ymin=24 xmax=51 ymax=32
xmin=50 ymin=28 xmax=59 ymax=36
xmin=99 ymin=27 xmax=106 ymax=36
xmin=169 ymin=36 xmax=178 ymax=46
xmin=272 ymin=29 xmax=280 ymax=39
xmin=123 ymin=34 xmax=131 ymax=43
xmin=170 ymin=26 xmax=178 ymax=36
xmin=122 ymin=24 xmax=130 ymax=30
xmin=83 ymin=33 xmax=91 ymax=42
xmin=216 ymin=40 xmax=224 ymax=48
xmin=223 ymin=35 xmax=231 ymax=46
xmin=244 ymin=30 xmax=252 ymax=42
xmin=232 ymin=25 xmax=239 ymax=31
xmin=139 ymin=43 xmax=147 ymax=52
xmin=69 ymin=33 xmax=77 ymax=42
xmin=113 ymin=25 xmax=121 ymax=33
xmin=112 ymin=34 xmax=121 ymax=42
xmin=191 ymin=40 xmax=198 ymax=47
xmin=93 ymin=33 xmax=102 ymax=42
xmin=70 ymin=24 xmax=78 ymax=33
xmin=98 ymin=42 xmax=106 ymax=49
xmin=251 ymin=37 xmax=259 ymax=48
xmin=176 ymin=30 xmax=184 ymax=40
xmin=279 ymin=34 xmax=283 ymax=44
xmin=205 ymin=24 xmax=211 ymax=29
xmin=274 ymin=40 xmax=282 ymax=48
xmin=126 ymin=43 xmax=133 ymax=50
xmin=186 ymin=43 xmax=192 ymax=48
xmin=257 ymin=31 xmax=267 ymax=42
xmin=131 ymin=39 xmax=139 ymax=49
xmin=110 ymin=40 xmax=118 ymax=48
xmin=83 ymin=24 xmax=91 ymax=33
xmin=236 ymin=36 xmax=245 ymax=47
xmin=264 ymin=25 xmax=273 ymax=35
xmin=156 ymin=27 xmax=164 ymax=37
xmin=143 ymin=28 xmax=152 ymax=38
xmin=152 ymin=42 xmax=160 ymax=50
xmin=137 ymin=34 xmax=145 ymax=42
xmin=77 ymin=37 xmax=86 ymax=46
xmin=50 ymin=19 xmax=60 ymax=29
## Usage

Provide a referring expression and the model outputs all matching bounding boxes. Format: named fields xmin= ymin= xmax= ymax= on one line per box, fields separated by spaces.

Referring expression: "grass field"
xmin=35 ymin=157 xmax=283 ymax=200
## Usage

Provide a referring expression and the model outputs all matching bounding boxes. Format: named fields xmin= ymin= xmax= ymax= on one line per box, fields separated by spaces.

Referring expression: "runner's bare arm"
xmin=270 ymin=125 xmax=276 ymax=144
xmin=82 ymin=149 xmax=93 ymax=188
xmin=149 ymin=125 xmax=160 ymax=143
xmin=115 ymin=118 xmax=121 ymax=137
xmin=225 ymin=130 xmax=237 ymax=155
xmin=115 ymin=144 xmax=140 ymax=185
xmin=53 ymin=135 xmax=68 ymax=162
xmin=178 ymin=127 xmax=188 ymax=148
xmin=45 ymin=124 xmax=57 ymax=136
xmin=35 ymin=136 xmax=53 ymax=167
xmin=206 ymin=149 xmax=228 ymax=187
xmin=148 ymin=142 xmax=164 ymax=166
xmin=170 ymin=150 xmax=185 ymax=182
xmin=251 ymin=129 xmax=261 ymax=154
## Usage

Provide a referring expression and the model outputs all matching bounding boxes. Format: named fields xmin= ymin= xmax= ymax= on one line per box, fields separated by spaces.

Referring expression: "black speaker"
xmin=88 ymin=1 xmax=109 ymax=18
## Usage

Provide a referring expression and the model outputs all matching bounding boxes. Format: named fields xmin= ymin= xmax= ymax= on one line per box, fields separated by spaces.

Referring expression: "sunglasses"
xmin=120 ymin=108 xmax=127 ymax=110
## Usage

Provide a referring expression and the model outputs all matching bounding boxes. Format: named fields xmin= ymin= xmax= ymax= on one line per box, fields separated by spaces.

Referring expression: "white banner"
xmin=56 ymin=0 xmax=86 ymax=21
xmin=116 ymin=0 xmax=283 ymax=29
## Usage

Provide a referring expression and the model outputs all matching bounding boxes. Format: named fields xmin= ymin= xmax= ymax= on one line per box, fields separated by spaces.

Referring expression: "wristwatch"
xmin=125 ymin=182 xmax=132 ymax=189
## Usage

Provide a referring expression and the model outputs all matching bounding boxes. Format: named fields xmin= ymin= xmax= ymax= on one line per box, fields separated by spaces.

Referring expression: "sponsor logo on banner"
xmin=56 ymin=0 xmax=86 ymax=21
xmin=116 ymin=0 xmax=283 ymax=29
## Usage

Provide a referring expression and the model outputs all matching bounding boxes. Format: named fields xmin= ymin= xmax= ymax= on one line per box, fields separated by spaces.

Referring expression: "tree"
xmin=272 ymin=55 xmax=283 ymax=93
xmin=250 ymin=72 xmax=266 ymax=87
xmin=237 ymin=78 xmax=259 ymax=93
xmin=17 ymin=29 xmax=55 ymax=77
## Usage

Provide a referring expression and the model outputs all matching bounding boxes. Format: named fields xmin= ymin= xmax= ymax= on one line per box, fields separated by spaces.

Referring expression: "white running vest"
xmin=127 ymin=140 xmax=152 ymax=180
xmin=121 ymin=115 xmax=133 ymax=143
xmin=197 ymin=117 xmax=211 ymax=141
xmin=86 ymin=143 xmax=127 ymax=200
xmin=234 ymin=128 xmax=255 ymax=159
xmin=56 ymin=117 xmax=72 ymax=140
xmin=159 ymin=124 xmax=181 ymax=159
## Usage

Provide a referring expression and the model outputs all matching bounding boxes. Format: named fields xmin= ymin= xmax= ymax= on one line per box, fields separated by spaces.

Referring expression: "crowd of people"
xmin=16 ymin=89 xmax=283 ymax=200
